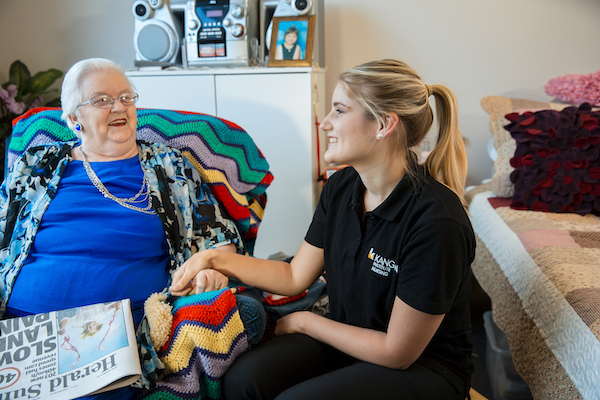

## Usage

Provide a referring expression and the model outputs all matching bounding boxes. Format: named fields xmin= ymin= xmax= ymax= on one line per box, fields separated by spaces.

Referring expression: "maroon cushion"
xmin=506 ymin=103 xmax=600 ymax=215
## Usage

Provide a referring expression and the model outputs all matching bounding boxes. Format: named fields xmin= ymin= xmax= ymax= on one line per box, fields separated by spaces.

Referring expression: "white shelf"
xmin=126 ymin=66 xmax=321 ymax=76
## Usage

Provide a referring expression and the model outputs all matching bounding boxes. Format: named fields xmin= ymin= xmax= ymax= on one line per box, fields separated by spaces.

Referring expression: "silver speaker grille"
xmin=137 ymin=24 xmax=172 ymax=61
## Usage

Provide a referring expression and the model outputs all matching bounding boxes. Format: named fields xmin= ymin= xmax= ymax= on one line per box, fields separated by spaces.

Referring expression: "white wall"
xmin=1 ymin=0 xmax=599 ymax=185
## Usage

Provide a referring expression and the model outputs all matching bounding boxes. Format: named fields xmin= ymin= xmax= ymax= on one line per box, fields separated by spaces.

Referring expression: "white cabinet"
xmin=127 ymin=67 xmax=326 ymax=258
xmin=130 ymin=73 xmax=217 ymax=113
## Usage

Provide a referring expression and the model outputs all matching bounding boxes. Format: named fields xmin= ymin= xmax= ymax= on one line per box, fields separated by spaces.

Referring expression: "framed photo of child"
xmin=268 ymin=15 xmax=316 ymax=67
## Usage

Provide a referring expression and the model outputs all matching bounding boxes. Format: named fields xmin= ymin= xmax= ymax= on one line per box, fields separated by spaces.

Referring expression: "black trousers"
xmin=223 ymin=333 xmax=467 ymax=400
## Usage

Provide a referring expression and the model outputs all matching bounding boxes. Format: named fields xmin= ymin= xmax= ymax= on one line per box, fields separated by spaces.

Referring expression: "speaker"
xmin=133 ymin=0 xmax=183 ymax=65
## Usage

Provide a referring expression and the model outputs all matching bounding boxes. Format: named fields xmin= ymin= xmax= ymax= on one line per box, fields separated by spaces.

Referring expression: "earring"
xmin=75 ymin=123 xmax=82 ymax=132
xmin=376 ymin=133 xmax=384 ymax=140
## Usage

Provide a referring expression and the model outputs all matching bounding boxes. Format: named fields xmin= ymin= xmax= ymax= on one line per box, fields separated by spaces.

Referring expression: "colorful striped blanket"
xmin=470 ymin=191 xmax=600 ymax=399
xmin=8 ymin=107 xmax=274 ymax=255
xmin=141 ymin=289 xmax=248 ymax=400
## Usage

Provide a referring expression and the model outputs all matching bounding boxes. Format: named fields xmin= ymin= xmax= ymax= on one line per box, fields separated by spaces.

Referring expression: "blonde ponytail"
xmin=425 ymin=84 xmax=468 ymax=204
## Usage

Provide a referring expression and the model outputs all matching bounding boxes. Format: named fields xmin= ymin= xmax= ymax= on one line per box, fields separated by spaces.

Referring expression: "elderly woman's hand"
xmin=171 ymin=267 xmax=229 ymax=296
xmin=192 ymin=269 xmax=229 ymax=294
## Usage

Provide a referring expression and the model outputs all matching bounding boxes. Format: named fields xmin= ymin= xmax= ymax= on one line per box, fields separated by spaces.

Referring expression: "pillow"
xmin=481 ymin=96 xmax=571 ymax=197
xmin=505 ymin=103 xmax=600 ymax=215
xmin=8 ymin=107 xmax=274 ymax=254
xmin=545 ymin=70 xmax=600 ymax=106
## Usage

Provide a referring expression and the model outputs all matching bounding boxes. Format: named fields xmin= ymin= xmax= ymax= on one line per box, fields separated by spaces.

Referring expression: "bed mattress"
xmin=469 ymin=190 xmax=600 ymax=399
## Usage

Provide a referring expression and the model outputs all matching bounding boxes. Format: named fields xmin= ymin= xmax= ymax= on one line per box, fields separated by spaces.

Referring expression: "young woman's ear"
xmin=378 ymin=113 xmax=399 ymax=138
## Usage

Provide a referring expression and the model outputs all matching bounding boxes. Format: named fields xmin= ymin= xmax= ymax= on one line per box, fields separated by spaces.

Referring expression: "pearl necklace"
xmin=79 ymin=146 xmax=156 ymax=215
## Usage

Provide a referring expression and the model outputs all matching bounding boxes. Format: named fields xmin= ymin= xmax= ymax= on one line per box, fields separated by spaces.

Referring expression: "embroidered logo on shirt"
xmin=368 ymin=248 xmax=398 ymax=277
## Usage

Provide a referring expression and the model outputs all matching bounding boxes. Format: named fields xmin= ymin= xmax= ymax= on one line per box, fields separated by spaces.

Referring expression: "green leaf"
xmin=8 ymin=60 xmax=30 ymax=96
xmin=26 ymin=69 xmax=63 ymax=99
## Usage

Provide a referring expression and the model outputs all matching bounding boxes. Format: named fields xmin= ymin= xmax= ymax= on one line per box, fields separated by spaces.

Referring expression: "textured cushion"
xmin=8 ymin=107 xmax=273 ymax=254
xmin=505 ymin=103 xmax=600 ymax=215
xmin=545 ymin=70 xmax=600 ymax=106
xmin=481 ymin=96 xmax=571 ymax=197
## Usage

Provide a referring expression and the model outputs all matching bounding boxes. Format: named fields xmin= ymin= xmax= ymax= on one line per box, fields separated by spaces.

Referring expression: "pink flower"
xmin=6 ymin=84 xmax=17 ymax=98
xmin=29 ymin=95 xmax=44 ymax=109
xmin=1 ymin=83 xmax=26 ymax=115
xmin=7 ymin=100 xmax=26 ymax=115
xmin=0 ymin=83 xmax=18 ymax=101
xmin=545 ymin=70 xmax=600 ymax=106
xmin=0 ymin=86 xmax=10 ymax=102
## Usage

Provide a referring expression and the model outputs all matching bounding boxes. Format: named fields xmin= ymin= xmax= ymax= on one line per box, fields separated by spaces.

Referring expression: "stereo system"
xmin=132 ymin=0 xmax=324 ymax=68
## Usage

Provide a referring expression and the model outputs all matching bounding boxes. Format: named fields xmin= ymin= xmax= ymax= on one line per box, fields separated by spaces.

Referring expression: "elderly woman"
xmin=0 ymin=58 xmax=242 ymax=399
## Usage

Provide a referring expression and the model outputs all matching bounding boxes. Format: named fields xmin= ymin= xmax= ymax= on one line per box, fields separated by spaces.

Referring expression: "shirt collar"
xmin=349 ymin=164 xmax=425 ymax=222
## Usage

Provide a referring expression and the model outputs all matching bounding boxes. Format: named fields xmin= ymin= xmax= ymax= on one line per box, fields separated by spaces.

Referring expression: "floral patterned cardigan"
xmin=0 ymin=140 xmax=242 ymax=388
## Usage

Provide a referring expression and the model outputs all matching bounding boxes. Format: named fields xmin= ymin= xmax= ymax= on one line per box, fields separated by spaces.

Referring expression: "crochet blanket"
xmin=8 ymin=107 xmax=274 ymax=255
xmin=470 ymin=191 xmax=600 ymax=399
xmin=142 ymin=289 xmax=248 ymax=400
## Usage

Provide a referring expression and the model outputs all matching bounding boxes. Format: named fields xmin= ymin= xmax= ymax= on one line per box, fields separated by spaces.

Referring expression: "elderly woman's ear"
xmin=66 ymin=114 xmax=78 ymax=133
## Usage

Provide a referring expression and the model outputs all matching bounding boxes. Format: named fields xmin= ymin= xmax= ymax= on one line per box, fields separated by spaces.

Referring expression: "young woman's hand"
xmin=274 ymin=311 xmax=316 ymax=336
xmin=171 ymin=244 xmax=238 ymax=296
xmin=170 ymin=250 xmax=216 ymax=296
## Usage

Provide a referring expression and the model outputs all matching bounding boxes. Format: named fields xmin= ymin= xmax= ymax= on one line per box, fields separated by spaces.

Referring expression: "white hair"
xmin=60 ymin=58 xmax=135 ymax=134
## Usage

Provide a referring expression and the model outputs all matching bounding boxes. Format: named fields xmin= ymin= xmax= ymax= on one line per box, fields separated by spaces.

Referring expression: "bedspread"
xmin=469 ymin=191 xmax=600 ymax=399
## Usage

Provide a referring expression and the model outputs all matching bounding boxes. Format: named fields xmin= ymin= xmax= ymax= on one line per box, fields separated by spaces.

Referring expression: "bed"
xmin=467 ymin=96 xmax=600 ymax=399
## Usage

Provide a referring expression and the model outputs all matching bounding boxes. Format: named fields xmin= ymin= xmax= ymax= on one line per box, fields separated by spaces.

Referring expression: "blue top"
xmin=6 ymin=154 xmax=171 ymax=327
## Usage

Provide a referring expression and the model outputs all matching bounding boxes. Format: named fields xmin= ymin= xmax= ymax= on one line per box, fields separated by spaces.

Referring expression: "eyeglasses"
xmin=77 ymin=92 xmax=139 ymax=109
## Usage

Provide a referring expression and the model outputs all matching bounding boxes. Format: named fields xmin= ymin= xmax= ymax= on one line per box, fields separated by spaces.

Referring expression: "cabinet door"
xmin=127 ymin=74 xmax=217 ymax=115
xmin=216 ymin=73 xmax=315 ymax=258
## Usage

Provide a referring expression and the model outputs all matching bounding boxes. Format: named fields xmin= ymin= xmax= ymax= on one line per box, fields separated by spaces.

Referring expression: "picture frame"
xmin=268 ymin=15 xmax=316 ymax=67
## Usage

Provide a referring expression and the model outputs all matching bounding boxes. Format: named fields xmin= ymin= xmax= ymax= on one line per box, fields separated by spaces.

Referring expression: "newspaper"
xmin=0 ymin=299 xmax=141 ymax=399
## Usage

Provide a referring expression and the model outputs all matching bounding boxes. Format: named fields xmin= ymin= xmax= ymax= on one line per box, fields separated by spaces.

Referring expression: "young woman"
xmin=170 ymin=59 xmax=475 ymax=400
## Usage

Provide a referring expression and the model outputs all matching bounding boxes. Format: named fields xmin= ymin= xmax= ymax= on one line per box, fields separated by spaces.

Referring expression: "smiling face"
xmin=284 ymin=32 xmax=298 ymax=45
xmin=71 ymin=69 xmax=138 ymax=158
xmin=321 ymin=82 xmax=380 ymax=167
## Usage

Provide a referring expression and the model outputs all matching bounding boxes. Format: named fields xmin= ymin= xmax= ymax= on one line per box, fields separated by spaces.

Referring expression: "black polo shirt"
xmin=305 ymin=166 xmax=475 ymax=389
